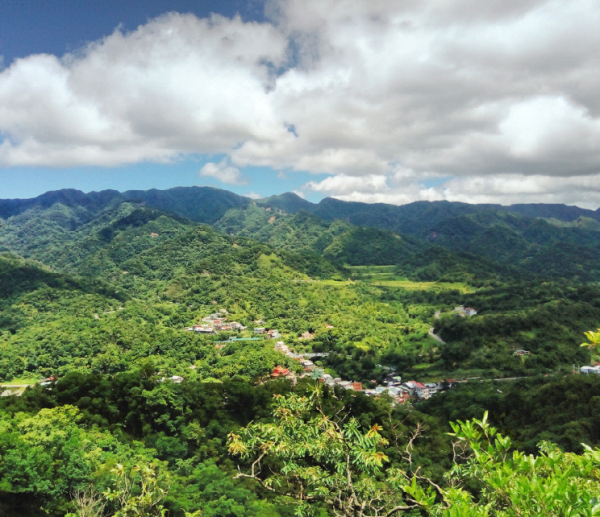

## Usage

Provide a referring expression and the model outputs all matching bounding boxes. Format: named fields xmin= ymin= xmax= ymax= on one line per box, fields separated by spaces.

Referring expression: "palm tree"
xmin=581 ymin=328 xmax=600 ymax=353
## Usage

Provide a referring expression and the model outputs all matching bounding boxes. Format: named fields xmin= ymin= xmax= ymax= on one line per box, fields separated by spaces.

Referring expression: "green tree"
xmin=228 ymin=388 xmax=440 ymax=517
xmin=436 ymin=412 xmax=600 ymax=516
xmin=581 ymin=328 xmax=600 ymax=352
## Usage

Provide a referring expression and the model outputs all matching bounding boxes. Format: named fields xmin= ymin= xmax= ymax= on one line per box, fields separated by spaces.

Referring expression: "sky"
xmin=1 ymin=0 xmax=600 ymax=208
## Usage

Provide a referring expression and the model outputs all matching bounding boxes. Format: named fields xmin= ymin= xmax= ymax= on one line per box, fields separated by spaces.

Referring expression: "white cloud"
xmin=305 ymin=174 xmax=389 ymax=194
xmin=243 ymin=191 xmax=262 ymax=199
xmin=2 ymin=2 xmax=600 ymax=205
xmin=198 ymin=160 xmax=247 ymax=185
xmin=303 ymin=171 xmax=600 ymax=209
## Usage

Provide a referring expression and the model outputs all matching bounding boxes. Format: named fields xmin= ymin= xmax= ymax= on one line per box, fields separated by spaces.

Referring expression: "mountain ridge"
xmin=2 ymin=186 xmax=598 ymax=224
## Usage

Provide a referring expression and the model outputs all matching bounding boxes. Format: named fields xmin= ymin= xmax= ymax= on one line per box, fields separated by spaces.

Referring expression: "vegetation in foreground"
xmin=1 ymin=187 xmax=600 ymax=515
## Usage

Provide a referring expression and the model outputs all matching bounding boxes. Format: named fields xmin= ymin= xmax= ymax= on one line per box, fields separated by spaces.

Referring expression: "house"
xmin=229 ymin=322 xmax=246 ymax=330
xmin=425 ymin=382 xmax=439 ymax=395
xmin=194 ymin=325 xmax=214 ymax=334
xmin=408 ymin=382 xmax=429 ymax=399
xmin=300 ymin=331 xmax=315 ymax=340
xmin=396 ymin=388 xmax=412 ymax=404
xmin=325 ymin=324 xmax=335 ymax=329
xmin=514 ymin=349 xmax=530 ymax=356
xmin=385 ymin=374 xmax=402 ymax=386
xmin=352 ymin=382 xmax=363 ymax=392
xmin=465 ymin=307 xmax=477 ymax=316
xmin=254 ymin=327 xmax=266 ymax=334
xmin=581 ymin=366 xmax=600 ymax=375
xmin=267 ymin=329 xmax=282 ymax=339
xmin=440 ymin=379 xmax=456 ymax=390
xmin=300 ymin=359 xmax=314 ymax=371
xmin=274 ymin=342 xmax=290 ymax=354
xmin=271 ymin=366 xmax=291 ymax=377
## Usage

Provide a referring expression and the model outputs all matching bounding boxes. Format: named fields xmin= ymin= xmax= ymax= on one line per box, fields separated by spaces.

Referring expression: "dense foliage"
xmin=1 ymin=186 xmax=600 ymax=515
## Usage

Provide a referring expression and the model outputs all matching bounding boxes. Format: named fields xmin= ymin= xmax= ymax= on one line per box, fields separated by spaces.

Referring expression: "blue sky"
xmin=0 ymin=163 xmax=328 ymax=202
xmin=1 ymin=1 xmax=600 ymax=207
xmin=0 ymin=0 xmax=303 ymax=200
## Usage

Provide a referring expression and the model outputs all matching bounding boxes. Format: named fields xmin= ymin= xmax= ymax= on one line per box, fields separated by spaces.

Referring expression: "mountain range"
xmin=1 ymin=186 xmax=599 ymax=283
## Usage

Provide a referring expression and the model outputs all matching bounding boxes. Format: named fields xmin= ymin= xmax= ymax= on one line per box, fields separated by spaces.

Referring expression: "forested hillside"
xmin=1 ymin=187 xmax=600 ymax=516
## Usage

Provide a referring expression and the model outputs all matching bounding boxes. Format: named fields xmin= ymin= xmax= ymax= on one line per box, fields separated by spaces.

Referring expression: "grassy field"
xmin=347 ymin=265 xmax=475 ymax=293
xmin=0 ymin=376 xmax=40 ymax=385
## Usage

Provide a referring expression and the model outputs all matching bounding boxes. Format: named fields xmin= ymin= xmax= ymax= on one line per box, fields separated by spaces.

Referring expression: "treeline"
xmin=0 ymin=373 xmax=450 ymax=516
xmin=419 ymin=374 xmax=600 ymax=454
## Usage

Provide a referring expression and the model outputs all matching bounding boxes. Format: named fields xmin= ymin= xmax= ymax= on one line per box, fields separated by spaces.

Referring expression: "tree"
xmin=436 ymin=412 xmax=600 ymax=516
xmin=581 ymin=328 xmax=600 ymax=353
xmin=69 ymin=463 xmax=174 ymax=517
xmin=227 ymin=388 xmax=442 ymax=517
xmin=229 ymin=391 xmax=600 ymax=517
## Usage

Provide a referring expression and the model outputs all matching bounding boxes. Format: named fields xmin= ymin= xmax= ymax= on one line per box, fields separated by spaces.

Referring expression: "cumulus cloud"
xmin=198 ymin=160 xmax=247 ymax=185
xmin=243 ymin=191 xmax=262 ymax=199
xmin=2 ymin=1 xmax=600 ymax=205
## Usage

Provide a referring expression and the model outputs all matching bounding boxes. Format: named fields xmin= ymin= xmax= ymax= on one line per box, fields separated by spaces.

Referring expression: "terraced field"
xmin=347 ymin=265 xmax=475 ymax=292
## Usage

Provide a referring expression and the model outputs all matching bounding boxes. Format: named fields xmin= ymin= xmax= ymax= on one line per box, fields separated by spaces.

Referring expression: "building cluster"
xmin=271 ymin=341 xmax=454 ymax=405
xmin=274 ymin=341 xmax=316 ymax=372
xmin=454 ymin=305 xmax=478 ymax=317
xmin=254 ymin=328 xmax=281 ymax=338
xmin=185 ymin=310 xmax=247 ymax=333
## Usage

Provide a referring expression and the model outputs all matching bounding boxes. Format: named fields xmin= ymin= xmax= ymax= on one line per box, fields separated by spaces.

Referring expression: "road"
xmin=428 ymin=327 xmax=446 ymax=344
xmin=0 ymin=384 xmax=33 ymax=388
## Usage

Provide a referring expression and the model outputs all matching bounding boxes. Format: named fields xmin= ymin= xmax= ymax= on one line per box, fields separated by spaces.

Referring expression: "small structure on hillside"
xmin=190 ymin=325 xmax=214 ymax=334
xmin=581 ymin=366 xmax=600 ymax=375
xmin=271 ymin=366 xmax=291 ymax=378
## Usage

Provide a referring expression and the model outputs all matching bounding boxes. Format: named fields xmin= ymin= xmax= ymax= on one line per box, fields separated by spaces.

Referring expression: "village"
xmin=184 ymin=310 xmax=457 ymax=406
xmin=270 ymin=340 xmax=455 ymax=405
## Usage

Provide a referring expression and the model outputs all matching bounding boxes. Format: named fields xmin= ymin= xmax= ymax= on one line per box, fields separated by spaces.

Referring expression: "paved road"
xmin=428 ymin=328 xmax=446 ymax=344
xmin=0 ymin=384 xmax=32 ymax=388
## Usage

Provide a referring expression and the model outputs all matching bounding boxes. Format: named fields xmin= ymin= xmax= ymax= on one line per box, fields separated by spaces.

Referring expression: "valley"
xmin=1 ymin=186 xmax=600 ymax=515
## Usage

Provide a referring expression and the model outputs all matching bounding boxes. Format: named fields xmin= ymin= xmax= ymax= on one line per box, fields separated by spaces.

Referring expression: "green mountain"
xmin=6 ymin=185 xmax=600 ymax=284
xmin=214 ymin=203 xmax=511 ymax=285
xmin=0 ymin=186 xmax=250 ymax=223
xmin=2 ymin=187 xmax=600 ymax=517
xmin=252 ymin=195 xmax=600 ymax=282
